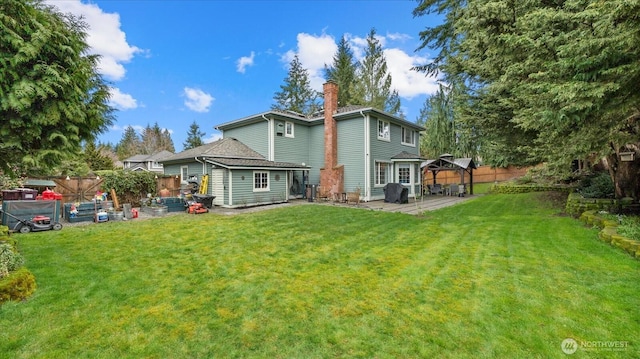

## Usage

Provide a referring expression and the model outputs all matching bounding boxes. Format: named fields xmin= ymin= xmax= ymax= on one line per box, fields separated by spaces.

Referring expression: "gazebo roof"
xmin=420 ymin=156 xmax=477 ymax=171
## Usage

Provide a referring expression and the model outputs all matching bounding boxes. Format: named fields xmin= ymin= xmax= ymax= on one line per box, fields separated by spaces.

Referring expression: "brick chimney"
xmin=319 ymin=81 xmax=344 ymax=198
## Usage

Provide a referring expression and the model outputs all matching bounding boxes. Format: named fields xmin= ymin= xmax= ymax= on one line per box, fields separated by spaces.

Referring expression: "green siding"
xmin=337 ymin=118 xmax=365 ymax=193
xmin=369 ymin=116 xmax=421 ymax=199
xmin=273 ymin=121 xmax=310 ymax=165
xmin=307 ymin=124 xmax=324 ymax=185
xmin=223 ymin=122 xmax=269 ymax=158
xmin=229 ymin=169 xmax=288 ymax=207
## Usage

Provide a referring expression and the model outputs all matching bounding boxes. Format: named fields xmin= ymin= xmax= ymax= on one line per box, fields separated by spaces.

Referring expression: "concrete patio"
xmin=325 ymin=194 xmax=478 ymax=215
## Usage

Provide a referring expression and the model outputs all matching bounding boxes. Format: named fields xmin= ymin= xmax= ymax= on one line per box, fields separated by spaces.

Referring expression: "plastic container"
xmin=96 ymin=211 xmax=108 ymax=222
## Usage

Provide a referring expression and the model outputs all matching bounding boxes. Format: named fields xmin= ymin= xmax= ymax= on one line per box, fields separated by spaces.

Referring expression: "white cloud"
xmin=237 ymin=51 xmax=255 ymax=73
xmin=384 ymin=48 xmax=440 ymax=99
xmin=283 ymin=32 xmax=337 ymax=91
xmin=285 ymin=32 xmax=438 ymax=99
xmin=109 ymin=87 xmax=137 ymax=110
xmin=183 ymin=87 xmax=214 ymax=113
xmin=205 ymin=132 xmax=223 ymax=144
xmin=45 ymin=0 xmax=143 ymax=81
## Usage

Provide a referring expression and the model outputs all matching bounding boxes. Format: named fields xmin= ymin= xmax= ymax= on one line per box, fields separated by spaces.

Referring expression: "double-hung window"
xmin=253 ymin=171 xmax=269 ymax=192
xmin=375 ymin=161 xmax=390 ymax=186
xmin=378 ymin=119 xmax=390 ymax=141
xmin=401 ymin=127 xmax=415 ymax=146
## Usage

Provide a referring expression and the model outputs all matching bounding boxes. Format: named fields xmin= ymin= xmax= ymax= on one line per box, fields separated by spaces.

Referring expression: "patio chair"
xmin=429 ymin=183 xmax=442 ymax=195
xmin=450 ymin=183 xmax=459 ymax=196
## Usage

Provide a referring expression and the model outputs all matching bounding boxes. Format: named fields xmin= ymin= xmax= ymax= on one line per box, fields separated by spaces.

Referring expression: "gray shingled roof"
xmin=207 ymin=158 xmax=308 ymax=169
xmin=161 ymin=138 xmax=265 ymax=163
xmin=391 ymin=151 xmax=425 ymax=160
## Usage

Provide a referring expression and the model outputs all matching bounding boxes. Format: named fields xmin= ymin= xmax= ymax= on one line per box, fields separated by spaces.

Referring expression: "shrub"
xmin=0 ymin=267 xmax=36 ymax=303
xmin=0 ymin=243 xmax=25 ymax=279
xmin=578 ymin=172 xmax=615 ymax=199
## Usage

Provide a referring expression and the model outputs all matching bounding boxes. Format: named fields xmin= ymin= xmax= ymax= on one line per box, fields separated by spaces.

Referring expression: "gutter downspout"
xmin=361 ymin=110 xmax=369 ymax=202
xmin=194 ymin=156 xmax=206 ymax=193
xmin=261 ymin=115 xmax=273 ymax=161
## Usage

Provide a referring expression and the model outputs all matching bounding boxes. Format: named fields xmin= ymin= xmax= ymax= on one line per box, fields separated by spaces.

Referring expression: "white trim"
xmin=180 ymin=165 xmax=188 ymax=182
xmin=374 ymin=161 xmax=392 ymax=187
xmin=285 ymin=121 xmax=294 ymax=138
xmin=401 ymin=127 xmax=416 ymax=147
xmin=377 ymin=119 xmax=390 ymax=142
xmin=363 ymin=112 xmax=370 ymax=201
xmin=227 ymin=169 xmax=233 ymax=206
xmin=253 ymin=170 xmax=270 ymax=192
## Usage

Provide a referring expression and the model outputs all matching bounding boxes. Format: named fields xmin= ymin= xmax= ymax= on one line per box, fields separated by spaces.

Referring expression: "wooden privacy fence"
xmin=42 ymin=175 xmax=183 ymax=207
xmin=423 ymin=165 xmax=529 ymax=186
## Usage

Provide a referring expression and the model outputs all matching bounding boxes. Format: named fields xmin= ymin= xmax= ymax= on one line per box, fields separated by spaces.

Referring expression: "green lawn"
xmin=1 ymin=193 xmax=638 ymax=358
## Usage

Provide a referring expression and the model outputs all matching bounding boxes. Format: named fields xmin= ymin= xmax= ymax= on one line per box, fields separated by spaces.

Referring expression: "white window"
xmin=253 ymin=171 xmax=269 ymax=192
xmin=181 ymin=166 xmax=188 ymax=182
xmin=375 ymin=162 xmax=390 ymax=186
xmin=378 ymin=119 xmax=390 ymax=141
xmin=152 ymin=161 xmax=163 ymax=169
xmin=398 ymin=164 xmax=411 ymax=184
xmin=285 ymin=121 xmax=294 ymax=138
xmin=401 ymin=127 xmax=415 ymax=146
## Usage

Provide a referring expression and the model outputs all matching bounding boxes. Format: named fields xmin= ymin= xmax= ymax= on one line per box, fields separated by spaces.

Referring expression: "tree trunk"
xmin=607 ymin=144 xmax=640 ymax=203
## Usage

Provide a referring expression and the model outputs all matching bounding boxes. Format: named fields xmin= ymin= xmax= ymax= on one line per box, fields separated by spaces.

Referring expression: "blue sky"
xmin=46 ymin=1 xmax=442 ymax=152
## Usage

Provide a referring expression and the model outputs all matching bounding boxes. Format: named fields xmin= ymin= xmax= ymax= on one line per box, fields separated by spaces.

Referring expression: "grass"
xmin=1 ymin=193 xmax=638 ymax=358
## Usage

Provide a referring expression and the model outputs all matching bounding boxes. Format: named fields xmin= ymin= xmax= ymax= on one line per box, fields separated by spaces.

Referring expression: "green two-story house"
xmin=215 ymin=81 xmax=425 ymax=203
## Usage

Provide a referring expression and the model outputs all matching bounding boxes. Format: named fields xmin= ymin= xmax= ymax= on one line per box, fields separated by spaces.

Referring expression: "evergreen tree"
xmin=351 ymin=28 xmax=402 ymax=116
xmin=324 ymin=35 xmax=358 ymax=107
xmin=84 ymin=141 xmax=115 ymax=171
xmin=0 ymin=0 xmax=114 ymax=174
xmin=161 ymin=128 xmax=175 ymax=153
xmin=140 ymin=122 xmax=174 ymax=154
xmin=183 ymin=121 xmax=205 ymax=150
xmin=272 ymin=55 xmax=321 ymax=117
xmin=116 ymin=126 xmax=141 ymax=160
xmin=414 ymin=0 xmax=640 ymax=200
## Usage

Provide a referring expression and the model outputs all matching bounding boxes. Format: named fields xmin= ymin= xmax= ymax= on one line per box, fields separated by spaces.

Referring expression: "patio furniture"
xmin=429 ymin=183 xmax=443 ymax=195
xmin=458 ymin=184 xmax=466 ymax=197
xmin=450 ymin=183 xmax=459 ymax=196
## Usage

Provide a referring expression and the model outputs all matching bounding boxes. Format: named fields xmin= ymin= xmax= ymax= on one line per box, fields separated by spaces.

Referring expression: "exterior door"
xmin=396 ymin=163 xmax=414 ymax=196
xmin=212 ymin=168 xmax=224 ymax=206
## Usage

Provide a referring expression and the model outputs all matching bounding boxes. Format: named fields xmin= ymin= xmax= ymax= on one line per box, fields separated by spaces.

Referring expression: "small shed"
xmin=420 ymin=154 xmax=477 ymax=195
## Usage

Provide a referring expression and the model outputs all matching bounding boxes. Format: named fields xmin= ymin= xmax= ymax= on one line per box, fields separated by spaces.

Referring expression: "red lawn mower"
xmin=0 ymin=209 xmax=63 ymax=233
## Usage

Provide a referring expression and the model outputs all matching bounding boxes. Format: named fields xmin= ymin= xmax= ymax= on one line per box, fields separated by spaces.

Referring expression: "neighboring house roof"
xmin=160 ymin=138 xmax=307 ymax=170
xmin=215 ymin=106 xmax=426 ymax=132
xmin=123 ymin=150 xmax=174 ymax=163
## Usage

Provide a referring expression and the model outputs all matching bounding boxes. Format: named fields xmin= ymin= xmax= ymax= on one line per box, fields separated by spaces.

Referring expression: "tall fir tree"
xmin=183 ymin=121 xmax=205 ymax=150
xmin=116 ymin=126 xmax=141 ymax=160
xmin=324 ymin=35 xmax=358 ymax=107
xmin=0 ymin=0 xmax=114 ymax=174
xmin=272 ymin=55 xmax=321 ymax=117
xmin=414 ymin=0 xmax=640 ymax=200
xmin=351 ymin=28 xmax=402 ymax=116
xmin=140 ymin=122 xmax=174 ymax=154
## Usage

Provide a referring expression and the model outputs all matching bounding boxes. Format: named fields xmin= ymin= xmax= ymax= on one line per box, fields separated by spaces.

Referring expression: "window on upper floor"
xmin=375 ymin=161 xmax=390 ymax=186
xmin=151 ymin=161 xmax=163 ymax=169
xmin=285 ymin=121 xmax=294 ymax=138
xmin=253 ymin=171 xmax=269 ymax=192
xmin=378 ymin=119 xmax=390 ymax=141
xmin=401 ymin=127 xmax=416 ymax=146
